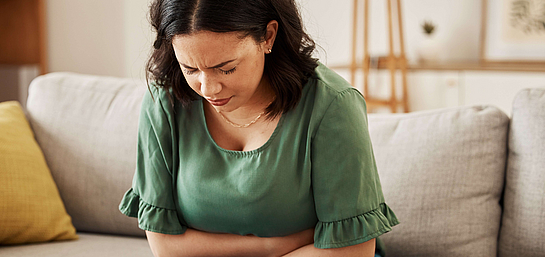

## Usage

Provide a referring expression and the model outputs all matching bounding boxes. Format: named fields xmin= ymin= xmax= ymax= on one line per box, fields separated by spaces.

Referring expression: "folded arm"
xmin=146 ymin=228 xmax=314 ymax=257
xmin=282 ymin=238 xmax=375 ymax=257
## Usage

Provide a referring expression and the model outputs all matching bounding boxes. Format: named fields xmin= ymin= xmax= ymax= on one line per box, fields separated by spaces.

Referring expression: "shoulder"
xmin=309 ymin=63 xmax=367 ymax=116
xmin=313 ymin=62 xmax=355 ymax=94
xmin=296 ymin=63 xmax=368 ymax=139
xmin=142 ymin=84 xmax=171 ymax=110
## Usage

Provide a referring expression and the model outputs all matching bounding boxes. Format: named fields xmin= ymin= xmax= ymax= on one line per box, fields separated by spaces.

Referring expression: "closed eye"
xmin=181 ymin=65 xmax=236 ymax=75
xmin=182 ymin=68 xmax=197 ymax=75
xmin=219 ymin=66 xmax=237 ymax=75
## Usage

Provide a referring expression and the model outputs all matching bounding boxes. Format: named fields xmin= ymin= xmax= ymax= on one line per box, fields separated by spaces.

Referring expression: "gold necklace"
xmin=216 ymin=99 xmax=275 ymax=128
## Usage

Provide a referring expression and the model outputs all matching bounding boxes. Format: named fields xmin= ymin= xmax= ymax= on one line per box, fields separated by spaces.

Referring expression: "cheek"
xmin=241 ymin=57 xmax=264 ymax=82
xmin=247 ymin=61 xmax=264 ymax=85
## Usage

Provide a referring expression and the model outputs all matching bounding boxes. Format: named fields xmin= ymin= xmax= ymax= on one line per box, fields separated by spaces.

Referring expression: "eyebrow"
xmin=179 ymin=59 xmax=237 ymax=70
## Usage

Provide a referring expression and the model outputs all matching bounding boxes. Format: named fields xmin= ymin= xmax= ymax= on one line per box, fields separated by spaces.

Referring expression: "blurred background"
xmin=1 ymin=0 xmax=544 ymax=114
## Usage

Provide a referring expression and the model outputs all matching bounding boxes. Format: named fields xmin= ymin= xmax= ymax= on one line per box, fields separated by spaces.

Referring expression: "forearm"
xmin=282 ymin=238 xmax=376 ymax=257
xmin=146 ymin=228 xmax=314 ymax=257
xmin=146 ymin=228 xmax=274 ymax=257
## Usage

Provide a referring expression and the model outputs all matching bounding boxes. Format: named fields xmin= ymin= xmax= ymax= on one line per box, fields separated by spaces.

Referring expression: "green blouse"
xmin=119 ymin=63 xmax=398 ymax=254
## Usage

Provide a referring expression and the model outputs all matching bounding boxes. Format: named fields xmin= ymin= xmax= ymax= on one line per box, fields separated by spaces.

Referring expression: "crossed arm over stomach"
xmin=145 ymin=228 xmax=375 ymax=257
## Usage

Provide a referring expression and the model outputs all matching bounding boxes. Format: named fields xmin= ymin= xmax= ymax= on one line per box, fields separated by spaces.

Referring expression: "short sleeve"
xmin=119 ymin=87 xmax=187 ymax=235
xmin=311 ymin=88 xmax=399 ymax=249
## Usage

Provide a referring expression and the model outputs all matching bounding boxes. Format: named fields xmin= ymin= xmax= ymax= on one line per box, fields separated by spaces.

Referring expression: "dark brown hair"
xmin=147 ymin=0 xmax=318 ymax=118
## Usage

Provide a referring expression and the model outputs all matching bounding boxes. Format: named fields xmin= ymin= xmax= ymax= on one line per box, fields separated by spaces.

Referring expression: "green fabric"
xmin=119 ymin=63 xmax=399 ymax=252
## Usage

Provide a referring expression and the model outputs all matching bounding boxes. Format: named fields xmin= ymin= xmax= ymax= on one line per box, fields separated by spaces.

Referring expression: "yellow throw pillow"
xmin=0 ymin=101 xmax=78 ymax=245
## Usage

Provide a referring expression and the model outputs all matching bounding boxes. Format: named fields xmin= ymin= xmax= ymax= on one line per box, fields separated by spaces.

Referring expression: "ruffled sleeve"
xmin=311 ymin=89 xmax=399 ymax=251
xmin=119 ymin=87 xmax=187 ymax=235
xmin=314 ymin=203 xmax=398 ymax=248
xmin=119 ymin=189 xmax=186 ymax=234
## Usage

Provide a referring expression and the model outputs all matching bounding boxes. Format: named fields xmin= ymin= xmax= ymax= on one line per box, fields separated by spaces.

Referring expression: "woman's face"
xmin=172 ymin=30 xmax=272 ymax=113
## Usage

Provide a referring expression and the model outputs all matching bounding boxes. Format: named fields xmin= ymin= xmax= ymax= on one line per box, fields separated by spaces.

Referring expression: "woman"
xmin=119 ymin=0 xmax=399 ymax=256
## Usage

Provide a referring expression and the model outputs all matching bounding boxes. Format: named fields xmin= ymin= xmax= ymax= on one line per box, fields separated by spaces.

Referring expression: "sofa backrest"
xmin=368 ymin=106 xmax=509 ymax=257
xmin=499 ymin=88 xmax=545 ymax=257
xmin=26 ymin=73 xmax=146 ymax=237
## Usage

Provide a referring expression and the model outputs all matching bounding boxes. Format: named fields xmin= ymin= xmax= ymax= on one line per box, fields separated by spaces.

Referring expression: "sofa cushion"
xmin=26 ymin=73 xmax=147 ymax=237
xmin=499 ymin=88 xmax=545 ymax=257
xmin=0 ymin=101 xmax=78 ymax=245
xmin=368 ymin=106 xmax=509 ymax=257
xmin=0 ymin=233 xmax=152 ymax=257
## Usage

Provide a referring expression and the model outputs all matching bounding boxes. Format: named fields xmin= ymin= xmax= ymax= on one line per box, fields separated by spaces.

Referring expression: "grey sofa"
xmin=1 ymin=72 xmax=543 ymax=257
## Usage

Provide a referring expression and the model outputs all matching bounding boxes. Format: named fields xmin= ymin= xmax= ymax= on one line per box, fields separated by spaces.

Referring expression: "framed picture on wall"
xmin=480 ymin=0 xmax=545 ymax=64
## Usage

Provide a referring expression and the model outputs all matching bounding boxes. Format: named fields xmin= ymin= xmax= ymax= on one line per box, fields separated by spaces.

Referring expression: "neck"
xmin=208 ymin=94 xmax=275 ymax=128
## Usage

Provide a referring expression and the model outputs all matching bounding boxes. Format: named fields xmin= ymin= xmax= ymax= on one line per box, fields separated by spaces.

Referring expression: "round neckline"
xmin=199 ymin=99 xmax=286 ymax=155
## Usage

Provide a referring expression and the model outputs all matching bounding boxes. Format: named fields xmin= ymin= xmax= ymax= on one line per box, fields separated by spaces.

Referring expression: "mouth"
xmin=206 ymin=97 xmax=232 ymax=106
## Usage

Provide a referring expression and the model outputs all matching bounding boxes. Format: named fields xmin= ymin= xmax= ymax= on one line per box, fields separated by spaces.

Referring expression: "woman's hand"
xmin=264 ymin=228 xmax=315 ymax=257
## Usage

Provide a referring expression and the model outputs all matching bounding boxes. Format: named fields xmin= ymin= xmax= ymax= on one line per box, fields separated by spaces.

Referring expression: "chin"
xmin=209 ymin=102 xmax=235 ymax=113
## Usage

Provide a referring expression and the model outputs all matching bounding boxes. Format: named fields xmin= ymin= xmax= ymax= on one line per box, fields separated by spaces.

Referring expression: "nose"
xmin=199 ymin=72 xmax=222 ymax=97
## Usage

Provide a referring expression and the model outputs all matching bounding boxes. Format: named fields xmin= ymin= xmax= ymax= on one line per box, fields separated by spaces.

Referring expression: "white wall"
xmin=123 ymin=0 xmax=154 ymax=80
xmin=46 ymin=0 xmax=152 ymax=81
xmin=297 ymin=0 xmax=483 ymax=66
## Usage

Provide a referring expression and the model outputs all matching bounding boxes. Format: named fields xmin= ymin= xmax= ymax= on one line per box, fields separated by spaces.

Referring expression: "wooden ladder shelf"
xmin=350 ymin=0 xmax=408 ymax=113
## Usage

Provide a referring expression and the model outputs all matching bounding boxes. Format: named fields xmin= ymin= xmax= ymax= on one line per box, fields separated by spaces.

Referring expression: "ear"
xmin=262 ymin=20 xmax=278 ymax=54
